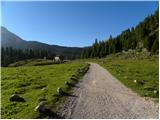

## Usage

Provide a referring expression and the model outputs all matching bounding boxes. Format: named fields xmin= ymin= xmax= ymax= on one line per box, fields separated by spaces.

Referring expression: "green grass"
xmin=8 ymin=59 xmax=61 ymax=67
xmin=94 ymin=53 xmax=159 ymax=98
xmin=1 ymin=60 xmax=87 ymax=119
xmin=2 ymin=51 xmax=158 ymax=118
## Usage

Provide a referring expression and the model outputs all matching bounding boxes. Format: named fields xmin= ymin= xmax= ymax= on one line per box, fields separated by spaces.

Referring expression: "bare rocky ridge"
xmin=61 ymin=63 xmax=159 ymax=119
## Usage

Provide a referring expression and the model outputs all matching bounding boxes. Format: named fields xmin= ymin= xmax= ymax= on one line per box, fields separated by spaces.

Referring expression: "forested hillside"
xmin=1 ymin=27 xmax=82 ymax=67
xmin=1 ymin=9 xmax=158 ymax=67
xmin=1 ymin=46 xmax=82 ymax=67
xmin=81 ymin=9 xmax=159 ymax=58
xmin=1 ymin=47 xmax=56 ymax=67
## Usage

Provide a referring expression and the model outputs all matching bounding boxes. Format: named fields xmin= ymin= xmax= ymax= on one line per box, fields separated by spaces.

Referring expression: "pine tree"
xmin=80 ymin=8 xmax=158 ymax=58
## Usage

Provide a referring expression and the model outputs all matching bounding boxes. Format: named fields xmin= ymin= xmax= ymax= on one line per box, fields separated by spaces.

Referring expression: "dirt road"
xmin=61 ymin=63 xmax=159 ymax=119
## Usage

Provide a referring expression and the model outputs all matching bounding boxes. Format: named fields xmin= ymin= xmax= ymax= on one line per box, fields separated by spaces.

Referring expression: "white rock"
xmin=41 ymin=87 xmax=47 ymax=91
xmin=134 ymin=80 xmax=137 ymax=83
xmin=57 ymin=87 xmax=63 ymax=94
xmin=153 ymin=90 xmax=158 ymax=94
xmin=65 ymin=81 xmax=70 ymax=85
xmin=34 ymin=102 xmax=45 ymax=112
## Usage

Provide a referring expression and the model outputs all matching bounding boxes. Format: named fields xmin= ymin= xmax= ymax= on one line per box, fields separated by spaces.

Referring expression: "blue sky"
xmin=1 ymin=1 xmax=158 ymax=47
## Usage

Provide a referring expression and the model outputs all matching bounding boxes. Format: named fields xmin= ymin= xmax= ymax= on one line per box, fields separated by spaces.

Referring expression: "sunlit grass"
xmin=1 ymin=60 xmax=86 ymax=118
xmin=95 ymin=54 xmax=159 ymax=98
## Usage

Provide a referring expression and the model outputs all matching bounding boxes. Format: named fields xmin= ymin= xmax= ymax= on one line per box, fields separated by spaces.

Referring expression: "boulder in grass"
xmin=34 ymin=102 xmax=46 ymax=113
xmin=153 ymin=90 xmax=158 ymax=95
xmin=70 ymin=77 xmax=77 ymax=81
xmin=38 ymin=96 xmax=47 ymax=102
xmin=65 ymin=81 xmax=70 ymax=86
xmin=41 ymin=87 xmax=47 ymax=91
xmin=137 ymin=80 xmax=145 ymax=85
xmin=10 ymin=94 xmax=25 ymax=102
xmin=134 ymin=80 xmax=144 ymax=85
xmin=77 ymin=68 xmax=81 ymax=73
xmin=134 ymin=80 xmax=137 ymax=83
xmin=72 ymin=75 xmax=77 ymax=78
xmin=144 ymin=93 xmax=148 ymax=97
xmin=57 ymin=87 xmax=63 ymax=95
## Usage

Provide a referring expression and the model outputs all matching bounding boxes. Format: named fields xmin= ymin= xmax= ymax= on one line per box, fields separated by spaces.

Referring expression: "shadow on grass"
xmin=63 ymin=92 xmax=78 ymax=97
xmin=53 ymin=91 xmax=78 ymax=100
xmin=38 ymin=109 xmax=64 ymax=119
xmin=67 ymin=83 xmax=80 ymax=88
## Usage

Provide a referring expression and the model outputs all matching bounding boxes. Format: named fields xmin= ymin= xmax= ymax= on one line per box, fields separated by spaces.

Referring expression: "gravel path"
xmin=61 ymin=63 xmax=159 ymax=119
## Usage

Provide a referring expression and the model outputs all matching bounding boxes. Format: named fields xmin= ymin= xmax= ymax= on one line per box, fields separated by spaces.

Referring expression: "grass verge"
xmin=1 ymin=60 xmax=89 ymax=119
xmin=93 ymin=53 xmax=159 ymax=99
xmin=8 ymin=59 xmax=63 ymax=67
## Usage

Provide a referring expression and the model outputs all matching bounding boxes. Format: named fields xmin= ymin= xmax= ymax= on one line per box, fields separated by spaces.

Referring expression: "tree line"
xmin=81 ymin=9 xmax=159 ymax=59
xmin=1 ymin=47 xmax=56 ymax=67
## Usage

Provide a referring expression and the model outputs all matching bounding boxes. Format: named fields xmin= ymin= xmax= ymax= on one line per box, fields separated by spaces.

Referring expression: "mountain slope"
xmin=1 ymin=27 xmax=28 ymax=49
xmin=81 ymin=9 xmax=159 ymax=58
xmin=1 ymin=26 xmax=83 ymax=59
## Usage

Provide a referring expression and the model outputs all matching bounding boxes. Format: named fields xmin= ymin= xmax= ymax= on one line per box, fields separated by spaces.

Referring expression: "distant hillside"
xmin=81 ymin=9 xmax=159 ymax=58
xmin=1 ymin=26 xmax=83 ymax=59
xmin=1 ymin=27 xmax=28 ymax=49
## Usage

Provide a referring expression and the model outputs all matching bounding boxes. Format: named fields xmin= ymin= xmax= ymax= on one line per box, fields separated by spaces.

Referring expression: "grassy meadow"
xmin=1 ymin=60 xmax=88 ymax=119
xmin=1 ymin=51 xmax=159 ymax=118
xmin=94 ymin=52 xmax=159 ymax=99
xmin=8 ymin=59 xmax=59 ymax=67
